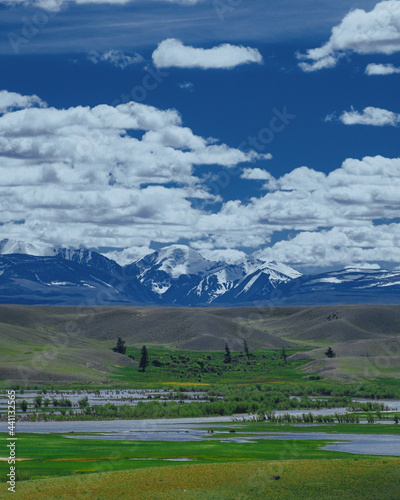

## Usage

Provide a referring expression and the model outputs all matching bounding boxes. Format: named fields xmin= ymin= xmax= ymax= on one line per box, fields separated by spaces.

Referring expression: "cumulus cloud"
xmin=88 ymin=50 xmax=143 ymax=69
xmin=0 ymin=90 xmax=263 ymax=250
xmin=297 ymin=1 xmax=400 ymax=71
xmin=102 ymin=246 xmax=153 ymax=266
xmin=241 ymin=167 xmax=276 ymax=189
xmin=337 ymin=106 xmax=400 ymax=126
xmin=241 ymin=167 xmax=273 ymax=181
xmin=365 ymin=62 xmax=400 ymax=74
xmin=254 ymin=224 xmax=400 ymax=267
xmin=0 ymin=90 xmax=46 ymax=114
xmin=0 ymin=0 xmax=201 ymax=12
xmin=152 ymin=38 xmax=263 ymax=69
xmin=197 ymin=248 xmax=247 ymax=265
xmin=198 ymin=155 xmax=400 ymax=266
xmin=2 ymin=92 xmax=399 ymax=269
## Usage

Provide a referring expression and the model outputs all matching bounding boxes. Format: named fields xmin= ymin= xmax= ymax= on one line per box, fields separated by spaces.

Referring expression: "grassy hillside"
xmin=0 ymin=304 xmax=399 ymax=385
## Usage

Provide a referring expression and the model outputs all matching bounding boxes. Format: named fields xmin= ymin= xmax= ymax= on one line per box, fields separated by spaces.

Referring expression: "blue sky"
xmin=0 ymin=0 xmax=399 ymax=271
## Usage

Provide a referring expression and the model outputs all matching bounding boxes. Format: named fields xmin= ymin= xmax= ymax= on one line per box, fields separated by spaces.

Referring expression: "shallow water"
xmin=273 ymin=399 xmax=400 ymax=418
xmin=2 ymin=417 xmax=400 ymax=456
xmin=0 ymin=415 xmax=242 ymax=434
xmin=65 ymin=429 xmax=400 ymax=456
xmin=0 ymin=389 xmax=208 ymax=412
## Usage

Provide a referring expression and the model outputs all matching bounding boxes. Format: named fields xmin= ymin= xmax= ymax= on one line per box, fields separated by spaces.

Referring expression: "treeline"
xmin=14 ymin=380 xmax=400 ymax=422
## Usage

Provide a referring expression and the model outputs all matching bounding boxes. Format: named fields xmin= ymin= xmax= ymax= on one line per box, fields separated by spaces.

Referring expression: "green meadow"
xmin=0 ymin=427 xmax=399 ymax=499
xmin=113 ymin=347 xmax=308 ymax=385
xmin=1 ymin=305 xmax=400 ymax=498
xmin=0 ymin=425 xmax=398 ymax=482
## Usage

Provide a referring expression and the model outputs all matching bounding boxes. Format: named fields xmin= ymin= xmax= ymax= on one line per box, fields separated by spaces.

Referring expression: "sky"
xmin=0 ymin=0 xmax=399 ymax=271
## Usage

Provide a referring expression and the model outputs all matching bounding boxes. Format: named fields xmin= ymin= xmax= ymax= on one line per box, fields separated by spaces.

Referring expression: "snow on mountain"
xmin=131 ymin=245 xmax=211 ymax=279
xmin=0 ymin=241 xmax=122 ymax=276
xmin=0 ymin=243 xmax=160 ymax=306
xmin=0 ymin=254 xmax=131 ymax=305
xmin=127 ymin=245 xmax=302 ymax=305
xmin=102 ymin=247 xmax=153 ymax=267
xmin=56 ymin=248 xmax=122 ymax=276
xmin=277 ymin=267 xmax=400 ymax=306
xmin=155 ymin=245 xmax=212 ymax=278
xmin=2 ymin=239 xmax=400 ymax=306
xmin=0 ymin=238 xmax=56 ymax=257
xmin=209 ymin=259 xmax=302 ymax=305
xmin=126 ymin=245 xmax=214 ymax=298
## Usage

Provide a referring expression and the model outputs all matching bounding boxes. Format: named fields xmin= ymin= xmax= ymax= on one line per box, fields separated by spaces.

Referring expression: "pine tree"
xmin=139 ymin=345 xmax=149 ymax=372
xmin=242 ymin=339 xmax=250 ymax=360
xmin=281 ymin=346 xmax=287 ymax=364
xmin=224 ymin=343 xmax=232 ymax=364
xmin=325 ymin=346 xmax=336 ymax=358
xmin=113 ymin=337 xmax=126 ymax=355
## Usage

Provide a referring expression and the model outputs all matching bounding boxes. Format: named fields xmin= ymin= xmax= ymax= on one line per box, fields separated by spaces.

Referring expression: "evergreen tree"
xmin=113 ymin=337 xmax=126 ymax=355
xmin=139 ymin=345 xmax=149 ymax=372
xmin=325 ymin=346 xmax=336 ymax=358
xmin=281 ymin=346 xmax=287 ymax=364
xmin=224 ymin=343 xmax=232 ymax=364
xmin=242 ymin=339 xmax=250 ymax=360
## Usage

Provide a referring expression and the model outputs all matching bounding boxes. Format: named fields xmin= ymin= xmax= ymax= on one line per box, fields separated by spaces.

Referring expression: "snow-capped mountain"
xmin=209 ymin=260 xmax=302 ymax=305
xmin=0 ymin=251 xmax=160 ymax=306
xmin=276 ymin=267 xmax=400 ymax=306
xmin=0 ymin=240 xmax=122 ymax=277
xmin=0 ymin=240 xmax=399 ymax=306
xmin=56 ymin=248 xmax=122 ymax=276
xmin=126 ymin=245 xmax=301 ymax=306
xmin=127 ymin=245 xmax=212 ymax=294
xmin=0 ymin=238 xmax=56 ymax=257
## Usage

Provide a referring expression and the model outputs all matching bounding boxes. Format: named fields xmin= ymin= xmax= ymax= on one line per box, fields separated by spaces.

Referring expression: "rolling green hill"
xmin=0 ymin=304 xmax=399 ymax=385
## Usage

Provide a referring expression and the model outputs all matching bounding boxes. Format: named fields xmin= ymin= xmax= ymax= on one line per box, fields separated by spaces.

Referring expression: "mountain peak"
xmin=0 ymin=238 xmax=56 ymax=257
xmin=0 ymin=241 xmax=398 ymax=306
xmin=154 ymin=245 xmax=211 ymax=279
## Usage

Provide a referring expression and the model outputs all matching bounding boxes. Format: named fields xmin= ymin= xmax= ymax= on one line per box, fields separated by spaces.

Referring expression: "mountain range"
xmin=0 ymin=238 xmax=399 ymax=307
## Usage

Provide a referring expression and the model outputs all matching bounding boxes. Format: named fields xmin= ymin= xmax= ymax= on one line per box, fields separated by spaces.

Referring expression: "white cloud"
xmin=254 ymin=224 xmax=400 ymax=268
xmin=196 ymin=155 xmax=400 ymax=265
xmin=0 ymin=90 xmax=263 ymax=250
xmin=345 ymin=263 xmax=381 ymax=270
xmin=0 ymin=90 xmax=46 ymax=114
xmin=2 ymin=93 xmax=400 ymax=269
xmin=241 ymin=167 xmax=274 ymax=182
xmin=365 ymin=62 xmax=400 ymax=74
xmin=152 ymin=38 xmax=263 ymax=69
xmin=197 ymin=248 xmax=247 ymax=265
xmin=240 ymin=166 xmax=276 ymax=190
xmin=102 ymin=246 xmax=153 ymax=266
xmin=88 ymin=50 xmax=143 ymax=69
xmin=0 ymin=0 xmax=202 ymax=12
xmin=338 ymin=106 xmax=400 ymax=126
xmin=297 ymin=1 xmax=400 ymax=71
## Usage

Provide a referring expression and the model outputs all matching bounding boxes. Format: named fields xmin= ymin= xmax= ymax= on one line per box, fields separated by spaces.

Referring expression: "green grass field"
xmin=9 ymin=460 xmax=400 ymax=499
xmin=1 ymin=455 xmax=399 ymax=499
xmin=1 ymin=304 xmax=400 ymax=498
xmin=112 ymin=347 xmax=307 ymax=385
xmin=1 ymin=425 xmax=399 ymax=483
